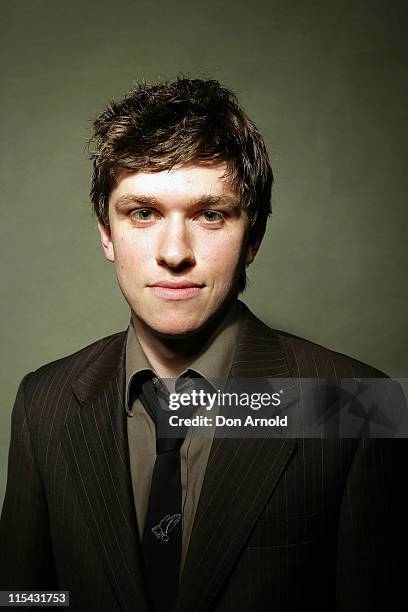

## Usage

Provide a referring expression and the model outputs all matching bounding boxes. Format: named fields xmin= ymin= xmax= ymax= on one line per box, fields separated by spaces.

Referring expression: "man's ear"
xmin=244 ymin=226 xmax=265 ymax=266
xmin=97 ymin=220 xmax=115 ymax=262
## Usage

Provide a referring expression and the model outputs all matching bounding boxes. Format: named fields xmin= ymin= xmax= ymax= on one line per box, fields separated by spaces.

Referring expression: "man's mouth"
xmin=148 ymin=281 xmax=204 ymax=301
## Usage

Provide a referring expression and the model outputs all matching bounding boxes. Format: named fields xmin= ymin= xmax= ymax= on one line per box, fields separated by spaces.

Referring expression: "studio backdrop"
xmin=1 ymin=0 xmax=407 ymax=503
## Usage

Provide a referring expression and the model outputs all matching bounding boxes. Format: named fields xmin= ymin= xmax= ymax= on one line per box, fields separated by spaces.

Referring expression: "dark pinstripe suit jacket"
xmin=0 ymin=304 xmax=406 ymax=611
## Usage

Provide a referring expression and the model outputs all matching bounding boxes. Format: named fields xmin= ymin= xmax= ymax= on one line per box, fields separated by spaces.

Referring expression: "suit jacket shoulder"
xmin=26 ymin=330 xmax=127 ymax=391
xmin=19 ymin=331 xmax=128 ymax=471
xmin=235 ymin=302 xmax=386 ymax=379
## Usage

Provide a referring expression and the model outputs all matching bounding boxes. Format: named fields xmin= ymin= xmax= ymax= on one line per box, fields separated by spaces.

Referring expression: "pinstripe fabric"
xmin=0 ymin=303 xmax=406 ymax=611
xmin=176 ymin=307 xmax=407 ymax=611
xmin=0 ymin=334 xmax=146 ymax=612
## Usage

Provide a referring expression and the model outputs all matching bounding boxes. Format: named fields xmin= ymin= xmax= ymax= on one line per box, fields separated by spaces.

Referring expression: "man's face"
xmin=98 ymin=162 xmax=260 ymax=338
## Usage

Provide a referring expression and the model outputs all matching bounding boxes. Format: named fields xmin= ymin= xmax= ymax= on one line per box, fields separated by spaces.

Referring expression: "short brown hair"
xmin=90 ymin=77 xmax=273 ymax=238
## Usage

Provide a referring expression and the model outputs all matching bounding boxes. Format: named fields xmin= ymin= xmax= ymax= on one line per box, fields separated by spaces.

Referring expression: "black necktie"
xmin=139 ymin=377 xmax=188 ymax=612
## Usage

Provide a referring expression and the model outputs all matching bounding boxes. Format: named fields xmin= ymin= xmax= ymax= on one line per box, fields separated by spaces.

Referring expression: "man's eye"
xmin=131 ymin=209 xmax=153 ymax=221
xmin=201 ymin=210 xmax=224 ymax=223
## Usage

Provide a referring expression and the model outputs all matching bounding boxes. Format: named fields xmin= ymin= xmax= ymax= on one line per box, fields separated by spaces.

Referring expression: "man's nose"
xmin=155 ymin=218 xmax=195 ymax=269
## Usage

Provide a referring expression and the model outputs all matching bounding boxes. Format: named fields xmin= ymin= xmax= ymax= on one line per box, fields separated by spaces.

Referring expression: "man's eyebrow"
xmin=114 ymin=193 xmax=239 ymax=209
xmin=115 ymin=193 xmax=239 ymax=210
xmin=190 ymin=194 xmax=239 ymax=207
xmin=114 ymin=195 xmax=160 ymax=209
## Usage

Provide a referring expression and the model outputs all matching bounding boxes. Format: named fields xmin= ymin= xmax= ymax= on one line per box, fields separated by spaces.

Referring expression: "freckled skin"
xmin=98 ymin=162 xmax=260 ymax=340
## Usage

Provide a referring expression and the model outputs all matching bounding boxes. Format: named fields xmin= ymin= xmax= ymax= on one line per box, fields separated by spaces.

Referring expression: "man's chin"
xmin=132 ymin=297 xmax=237 ymax=341
xmin=147 ymin=320 xmax=206 ymax=340
xmin=134 ymin=310 xmax=219 ymax=341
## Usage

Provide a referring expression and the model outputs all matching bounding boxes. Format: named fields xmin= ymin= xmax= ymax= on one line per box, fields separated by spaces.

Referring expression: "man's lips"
xmin=148 ymin=281 xmax=204 ymax=300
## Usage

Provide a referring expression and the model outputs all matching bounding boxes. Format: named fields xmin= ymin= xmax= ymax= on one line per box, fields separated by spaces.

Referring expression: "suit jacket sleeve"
xmin=336 ymin=437 xmax=407 ymax=611
xmin=0 ymin=374 xmax=58 ymax=590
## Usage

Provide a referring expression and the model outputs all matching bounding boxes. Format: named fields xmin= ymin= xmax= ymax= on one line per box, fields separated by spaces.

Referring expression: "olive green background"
xmin=1 ymin=0 xmax=407 ymax=504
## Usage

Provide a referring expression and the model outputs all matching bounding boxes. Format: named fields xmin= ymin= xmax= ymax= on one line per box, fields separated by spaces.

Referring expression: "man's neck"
xmin=131 ymin=301 xmax=237 ymax=379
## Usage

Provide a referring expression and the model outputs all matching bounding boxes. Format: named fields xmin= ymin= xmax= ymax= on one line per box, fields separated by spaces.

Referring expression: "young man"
xmin=0 ymin=78 xmax=406 ymax=611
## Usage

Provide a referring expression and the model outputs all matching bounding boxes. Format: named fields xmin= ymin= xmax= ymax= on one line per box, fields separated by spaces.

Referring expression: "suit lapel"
xmin=177 ymin=305 xmax=297 ymax=612
xmin=63 ymin=332 xmax=149 ymax=612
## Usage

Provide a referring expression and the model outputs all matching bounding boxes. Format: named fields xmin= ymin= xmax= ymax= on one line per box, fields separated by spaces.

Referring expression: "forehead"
xmin=109 ymin=162 xmax=236 ymax=204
